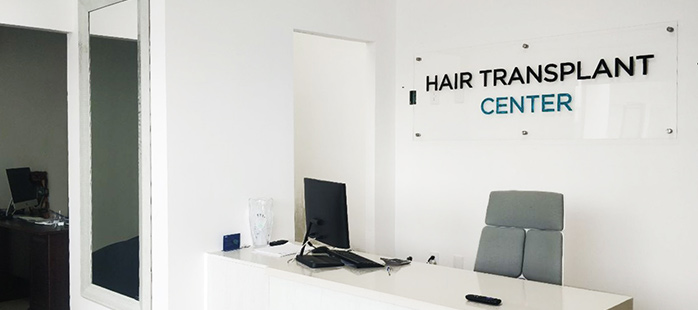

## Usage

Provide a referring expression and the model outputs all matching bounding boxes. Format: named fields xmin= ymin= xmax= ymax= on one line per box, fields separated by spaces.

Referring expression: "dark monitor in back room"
xmin=303 ymin=178 xmax=350 ymax=249
xmin=6 ymin=167 xmax=38 ymax=211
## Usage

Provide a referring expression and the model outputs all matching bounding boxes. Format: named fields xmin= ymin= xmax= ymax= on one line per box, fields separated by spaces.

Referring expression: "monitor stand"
xmin=2 ymin=200 xmax=15 ymax=219
xmin=295 ymin=221 xmax=344 ymax=268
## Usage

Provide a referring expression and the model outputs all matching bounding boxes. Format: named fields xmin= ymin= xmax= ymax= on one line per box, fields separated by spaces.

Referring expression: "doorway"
xmin=293 ymin=31 xmax=375 ymax=252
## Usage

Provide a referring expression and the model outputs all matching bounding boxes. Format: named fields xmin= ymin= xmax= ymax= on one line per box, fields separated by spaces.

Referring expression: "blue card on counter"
xmin=223 ymin=233 xmax=240 ymax=251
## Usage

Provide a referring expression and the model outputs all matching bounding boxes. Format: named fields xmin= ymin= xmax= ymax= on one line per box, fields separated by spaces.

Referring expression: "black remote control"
xmin=465 ymin=294 xmax=501 ymax=306
xmin=269 ymin=240 xmax=288 ymax=246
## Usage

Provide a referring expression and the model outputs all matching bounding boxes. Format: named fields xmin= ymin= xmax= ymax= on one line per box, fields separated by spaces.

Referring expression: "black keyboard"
xmin=295 ymin=254 xmax=343 ymax=268
xmin=329 ymin=250 xmax=384 ymax=268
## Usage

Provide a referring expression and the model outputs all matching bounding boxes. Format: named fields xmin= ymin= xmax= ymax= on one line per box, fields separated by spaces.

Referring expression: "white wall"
xmin=293 ymin=32 xmax=372 ymax=251
xmin=150 ymin=1 xmax=396 ymax=309
xmin=0 ymin=0 xmax=72 ymax=32
xmin=394 ymin=1 xmax=698 ymax=310
xmin=8 ymin=1 xmax=691 ymax=309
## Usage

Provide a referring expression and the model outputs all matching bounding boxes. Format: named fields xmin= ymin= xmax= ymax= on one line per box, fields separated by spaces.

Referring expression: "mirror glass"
xmin=88 ymin=0 xmax=140 ymax=300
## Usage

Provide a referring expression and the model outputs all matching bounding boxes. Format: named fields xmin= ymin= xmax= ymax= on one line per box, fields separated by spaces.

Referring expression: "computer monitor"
xmin=303 ymin=178 xmax=350 ymax=249
xmin=6 ymin=167 xmax=38 ymax=211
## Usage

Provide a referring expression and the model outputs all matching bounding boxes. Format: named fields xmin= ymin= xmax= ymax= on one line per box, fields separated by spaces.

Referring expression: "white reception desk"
xmin=205 ymin=248 xmax=632 ymax=310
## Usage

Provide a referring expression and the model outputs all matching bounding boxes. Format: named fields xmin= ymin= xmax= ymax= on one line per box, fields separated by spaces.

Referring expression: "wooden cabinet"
xmin=0 ymin=219 xmax=68 ymax=310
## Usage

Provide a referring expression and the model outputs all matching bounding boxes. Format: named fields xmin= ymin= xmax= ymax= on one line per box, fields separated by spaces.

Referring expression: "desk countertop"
xmin=208 ymin=248 xmax=632 ymax=310
xmin=0 ymin=219 xmax=68 ymax=235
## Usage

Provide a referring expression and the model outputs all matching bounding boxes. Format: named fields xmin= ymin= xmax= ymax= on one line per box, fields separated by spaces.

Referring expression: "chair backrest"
xmin=474 ymin=190 xmax=564 ymax=285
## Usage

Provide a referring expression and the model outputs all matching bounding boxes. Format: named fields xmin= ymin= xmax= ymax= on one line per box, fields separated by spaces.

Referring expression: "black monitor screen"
xmin=6 ymin=167 xmax=37 ymax=209
xmin=303 ymin=178 xmax=350 ymax=249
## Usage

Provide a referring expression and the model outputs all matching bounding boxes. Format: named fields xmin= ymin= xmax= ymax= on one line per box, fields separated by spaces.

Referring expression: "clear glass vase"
xmin=249 ymin=198 xmax=273 ymax=247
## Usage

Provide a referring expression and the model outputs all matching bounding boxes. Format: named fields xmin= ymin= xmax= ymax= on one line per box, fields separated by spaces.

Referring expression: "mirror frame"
xmin=78 ymin=0 xmax=151 ymax=309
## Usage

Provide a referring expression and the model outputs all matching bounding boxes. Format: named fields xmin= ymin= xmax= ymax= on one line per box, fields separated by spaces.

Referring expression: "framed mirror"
xmin=78 ymin=0 xmax=150 ymax=309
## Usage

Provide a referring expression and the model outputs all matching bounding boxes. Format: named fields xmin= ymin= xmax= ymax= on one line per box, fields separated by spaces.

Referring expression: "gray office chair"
xmin=474 ymin=191 xmax=564 ymax=285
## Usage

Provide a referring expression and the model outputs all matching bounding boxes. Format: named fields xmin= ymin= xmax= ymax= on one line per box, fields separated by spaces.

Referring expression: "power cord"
xmin=427 ymin=255 xmax=437 ymax=265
